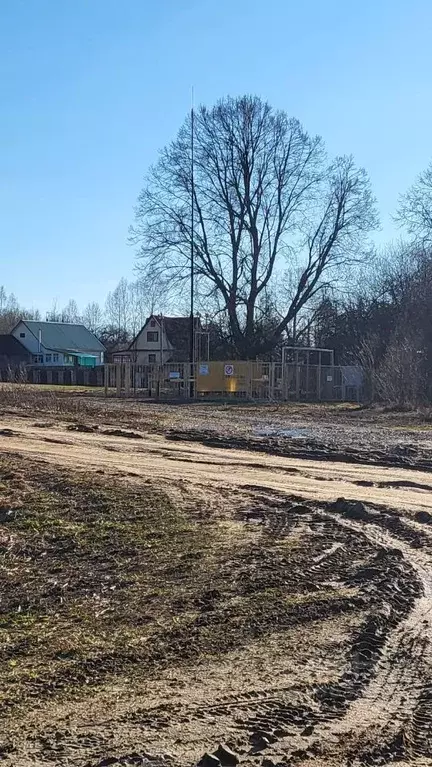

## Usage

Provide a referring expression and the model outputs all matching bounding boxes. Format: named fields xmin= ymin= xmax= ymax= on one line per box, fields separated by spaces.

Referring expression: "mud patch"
xmin=166 ymin=428 xmax=432 ymax=472
xmin=415 ymin=510 xmax=432 ymax=524
xmin=102 ymin=428 xmax=143 ymax=439
xmin=67 ymin=423 xmax=99 ymax=433
xmin=354 ymin=478 xmax=432 ymax=492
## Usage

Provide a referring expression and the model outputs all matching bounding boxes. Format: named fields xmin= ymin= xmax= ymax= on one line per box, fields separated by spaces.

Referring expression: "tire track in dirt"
xmin=308 ymin=505 xmax=432 ymax=764
xmin=144 ymin=505 xmax=432 ymax=764
xmin=113 ymin=504 xmax=429 ymax=766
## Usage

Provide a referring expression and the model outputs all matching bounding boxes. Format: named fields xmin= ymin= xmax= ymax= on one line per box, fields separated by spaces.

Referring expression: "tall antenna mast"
xmin=189 ymin=87 xmax=195 ymax=395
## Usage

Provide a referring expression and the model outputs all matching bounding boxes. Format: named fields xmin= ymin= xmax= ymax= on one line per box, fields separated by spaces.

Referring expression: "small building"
xmin=114 ymin=315 xmax=202 ymax=365
xmin=11 ymin=320 xmax=106 ymax=366
xmin=0 ymin=335 xmax=31 ymax=369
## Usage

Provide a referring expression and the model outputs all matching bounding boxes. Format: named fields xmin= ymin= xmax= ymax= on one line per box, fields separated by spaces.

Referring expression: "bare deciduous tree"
xmin=46 ymin=299 xmax=81 ymax=323
xmin=131 ymin=95 xmax=378 ymax=357
xmin=61 ymin=299 xmax=81 ymax=323
xmin=0 ymin=286 xmax=40 ymax=333
xmin=82 ymin=301 xmax=104 ymax=333
xmin=397 ymin=162 xmax=432 ymax=243
xmin=105 ymin=278 xmax=131 ymax=337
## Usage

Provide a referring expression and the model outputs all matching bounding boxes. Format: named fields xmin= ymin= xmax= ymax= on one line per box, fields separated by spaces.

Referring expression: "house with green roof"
xmin=11 ymin=320 xmax=106 ymax=366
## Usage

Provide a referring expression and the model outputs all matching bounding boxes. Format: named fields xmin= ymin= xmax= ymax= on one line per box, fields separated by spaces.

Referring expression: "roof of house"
xmin=18 ymin=321 xmax=106 ymax=353
xmin=163 ymin=316 xmax=201 ymax=350
xmin=0 ymin=335 xmax=30 ymax=358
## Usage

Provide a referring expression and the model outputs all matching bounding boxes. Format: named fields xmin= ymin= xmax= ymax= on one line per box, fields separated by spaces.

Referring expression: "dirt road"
xmin=1 ymin=418 xmax=432 ymax=514
xmin=1 ymin=413 xmax=432 ymax=766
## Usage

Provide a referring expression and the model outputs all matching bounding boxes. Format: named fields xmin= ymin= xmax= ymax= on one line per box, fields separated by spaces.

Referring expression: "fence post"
xmin=116 ymin=365 xmax=122 ymax=397
xmin=104 ymin=364 xmax=109 ymax=397
xmin=270 ymin=362 xmax=275 ymax=400
xmin=295 ymin=351 xmax=301 ymax=401
xmin=124 ymin=364 xmax=131 ymax=397
xmin=246 ymin=361 xmax=252 ymax=399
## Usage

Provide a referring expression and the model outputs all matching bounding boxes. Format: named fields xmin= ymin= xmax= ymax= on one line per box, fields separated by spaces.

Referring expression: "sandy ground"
xmin=1 ymin=408 xmax=432 ymax=766
xmin=1 ymin=418 xmax=432 ymax=514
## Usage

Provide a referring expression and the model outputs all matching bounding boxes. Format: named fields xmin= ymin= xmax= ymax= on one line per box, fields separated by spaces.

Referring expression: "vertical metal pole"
xmin=281 ymin=346 xmax=286 ymax=400
xmin=160 ymin=315 xmax=163 ymax=365
xmin=189 ymin=92 xmax=195 ymax=398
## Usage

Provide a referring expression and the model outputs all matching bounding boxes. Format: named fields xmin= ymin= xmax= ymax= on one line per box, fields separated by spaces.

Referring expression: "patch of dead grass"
xmin=0 ymin=455 xmax=371 ymax=723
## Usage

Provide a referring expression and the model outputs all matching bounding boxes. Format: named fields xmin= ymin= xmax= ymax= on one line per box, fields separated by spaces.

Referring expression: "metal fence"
xmin=0 ymin=361 xmax=362 ymax=401
xmin=0 ymin=365 xmax=105 ymax=387
xmin=103 ymin=361 xmax=363 ymax=402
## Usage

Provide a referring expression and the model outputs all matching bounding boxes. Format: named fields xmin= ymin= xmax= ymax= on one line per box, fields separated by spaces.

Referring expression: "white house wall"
xmin=130 ymin=321 xmax=173 ymax=364
xmin=11 ymin=322 xmax=40 ymax=354
xmin=39 ymin=350 xmax=66 ymax=366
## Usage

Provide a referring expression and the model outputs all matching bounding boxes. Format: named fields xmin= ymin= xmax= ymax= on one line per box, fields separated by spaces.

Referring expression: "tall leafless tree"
xmin=82 ymin=301 xmax=104 ymax=334
xmin=105 ymin=278 xmax=131 ymax=337
xmin=397 ymin=161 xmax=432 ymax=243
xmin=131 ymin=95 xmax=378 ymax=357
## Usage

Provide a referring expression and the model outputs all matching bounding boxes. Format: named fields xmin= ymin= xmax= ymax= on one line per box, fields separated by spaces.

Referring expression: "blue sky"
xmin=2 ymin=0 xmax=432 ymax=312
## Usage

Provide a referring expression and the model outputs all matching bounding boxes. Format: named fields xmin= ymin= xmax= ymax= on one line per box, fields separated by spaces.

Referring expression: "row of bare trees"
xmin=310 ymin=243 xmax=432 ymax=405
xmin=0 ymin=277 xmax=165 ymax=353
xmin=0 ymin=287 xmax=41 ymax=334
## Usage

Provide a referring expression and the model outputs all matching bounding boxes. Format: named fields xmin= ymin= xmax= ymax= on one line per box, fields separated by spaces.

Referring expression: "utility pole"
xmin=189 ymin=89 xmax=195 ymax=397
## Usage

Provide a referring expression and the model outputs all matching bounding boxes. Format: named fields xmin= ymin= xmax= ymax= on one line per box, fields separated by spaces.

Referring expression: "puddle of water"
xmin=254 ymin=425 xmax=312 ymax=439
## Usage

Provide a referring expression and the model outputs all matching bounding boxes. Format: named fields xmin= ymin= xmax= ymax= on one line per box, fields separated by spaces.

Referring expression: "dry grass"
xmin=0 ymin=457 xmax=216 ymax=713
xmin=0 ymin=455 xmax=366 ymax=722
xmin=0 ymin=384 xmax=168 ymax=431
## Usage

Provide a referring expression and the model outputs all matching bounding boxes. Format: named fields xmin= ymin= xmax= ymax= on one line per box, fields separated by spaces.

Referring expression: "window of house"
xmin=53 ymin=353 xmax=59 ymax=362
xmin=45 ymin=354 xmax=52 ymax=363
xmin=150 ymin=319 xmax=156 ymax=327
xmin=32 ymin=355 xmax=43 ymax=364
xmin=147 ymin=331 xmax=158 ymax=342
xmin=20 ymin=332 xmax=25 ymax=338
xmin=148 ymin=353 xmax=156 ymax=363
